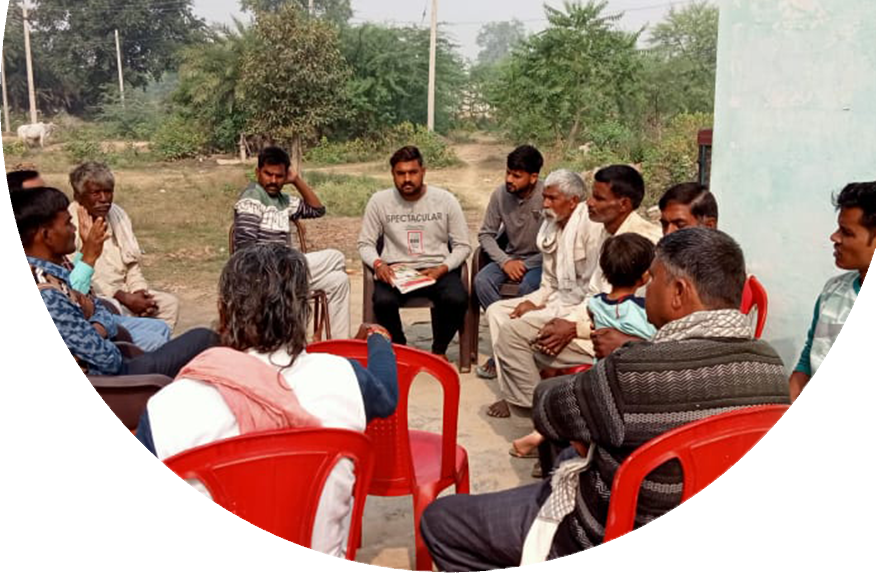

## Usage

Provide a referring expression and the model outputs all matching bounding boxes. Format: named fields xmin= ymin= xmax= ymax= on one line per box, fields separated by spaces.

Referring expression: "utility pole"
xmin=427 ymin=0 xmax=437 ymax=132
xmin=22 ymin=0 xmax=38 ymax=124
xmin=1 ymin=52 xmax=10 ymax=133
xmin=115 ymin=29 xmax=125 ymax=107
xmin=309 ymin=0 xmax=314 ymax=16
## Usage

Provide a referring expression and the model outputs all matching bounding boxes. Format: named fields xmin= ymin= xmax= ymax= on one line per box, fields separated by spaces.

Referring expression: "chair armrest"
xmin=115 ymin=341 xmax=145 ymax=359
xmin=88 ymin=374 xmax=173 ymax=389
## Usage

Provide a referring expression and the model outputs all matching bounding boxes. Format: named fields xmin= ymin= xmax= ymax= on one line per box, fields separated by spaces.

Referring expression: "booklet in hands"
xmin=391 ymin=264 xmax=436 ymax=294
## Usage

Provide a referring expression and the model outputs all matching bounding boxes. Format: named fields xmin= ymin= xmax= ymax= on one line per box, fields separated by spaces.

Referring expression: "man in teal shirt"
xmin=745 ymin=181 xmax=876 ymax=573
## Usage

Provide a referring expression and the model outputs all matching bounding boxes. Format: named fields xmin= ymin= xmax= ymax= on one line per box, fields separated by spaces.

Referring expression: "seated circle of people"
xmin=485 ymin=164 xmax=661 ymax=425
xmin=136 ymin=243 xmax=399 ymax=559
xmin=419 ymin=227 xmax=791 ymax=571
xmin=12 ymin=186 xmax=217 ymax=378
xmin=232 ymin=145 xmax=352 ymax=339
xmin=744 ymin=181 xmax=876 ymax=573
xmin=357 ymin=145 xmax=472 ymax=360
xmin=589 ymin=181 xmax=720 ymax=360
xmin=10 ymin=168 xmax=173 ymax=352
xmin=473 ymin=145 xmax=545 ymax=380
xmin=68 ymin=162 xmax=181 ymax=333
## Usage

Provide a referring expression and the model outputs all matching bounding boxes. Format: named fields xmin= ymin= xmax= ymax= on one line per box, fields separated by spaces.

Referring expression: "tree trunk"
xmin=289 ymin=134 xmax=303 ymax=174
xmin=238 ymin=133 xmax=247 ymax=162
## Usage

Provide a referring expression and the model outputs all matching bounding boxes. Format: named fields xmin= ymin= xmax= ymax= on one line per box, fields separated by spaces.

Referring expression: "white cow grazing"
xmin=17 ymin=122 xmax=57 ymax=148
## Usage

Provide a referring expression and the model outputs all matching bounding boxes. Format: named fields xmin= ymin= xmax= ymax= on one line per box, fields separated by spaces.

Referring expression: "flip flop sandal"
xmin=509 ymin=444 xmax=539 ymax=459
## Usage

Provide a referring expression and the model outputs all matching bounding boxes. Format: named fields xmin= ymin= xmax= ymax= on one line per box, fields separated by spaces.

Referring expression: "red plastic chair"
xmin=597 ymin=406 xmax=798 ymax=573
xmin=307 ymin=339 xmax=470 ymax=571
xmin=740 ymin=275 xmax=768 ymax=339
xmin=797 ymin=493 xmax=876 ymax=573
xmin=164 ymin=428 xmax=374 ymax=561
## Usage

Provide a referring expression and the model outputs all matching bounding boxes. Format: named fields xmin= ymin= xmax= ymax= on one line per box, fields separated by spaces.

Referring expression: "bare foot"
xmin=509 ymin=431 xmax=544 ymax=458
xmin=487 ymin=399 xmax=510 ymax=418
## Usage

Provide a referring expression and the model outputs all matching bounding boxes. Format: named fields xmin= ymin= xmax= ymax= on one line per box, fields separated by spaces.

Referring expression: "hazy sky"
xmin=192 ymin=0 xmax=683 ymax=61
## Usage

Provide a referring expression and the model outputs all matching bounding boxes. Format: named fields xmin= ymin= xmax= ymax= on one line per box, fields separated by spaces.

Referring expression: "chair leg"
xmin=321 ymin=296 xmax=332 ymax=340
xmin=458 ymin=310 xmax=472 ymax=374
xmin=312 ymin=295 xmax=323 ymax=342
xmin=455 ymin=456 xmax=471 ymax=495
xmin=412 ymin=487 xmax=441 ymax=572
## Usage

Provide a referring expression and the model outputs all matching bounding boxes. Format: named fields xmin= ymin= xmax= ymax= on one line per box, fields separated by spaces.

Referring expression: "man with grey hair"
xmin=485 ymin=169 xmax=602 ymax=423
xmin=421 ymin=228 xmax=789 ymax=570
xmin=68 ymin=161 xmax=180 ymax=330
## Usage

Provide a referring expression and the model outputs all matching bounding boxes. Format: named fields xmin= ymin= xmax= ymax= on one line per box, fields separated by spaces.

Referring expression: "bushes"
xmin=3 ymin=140 xmax=29 ymax=158
xmin=303 ymin=171 xmax=384 ymax=217
xmin=63 ymin=129 xmax=107 ymax=163
xmin=152 ymin=116 xmax=209 ymax=161
xmin=305 ymin=122 xmax=459 ymax=169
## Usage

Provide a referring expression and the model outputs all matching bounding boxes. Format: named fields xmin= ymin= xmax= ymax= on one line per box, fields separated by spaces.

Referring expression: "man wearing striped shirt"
xmin=420 ymin=228 xmax=789 ymax=570
xmin=232 ymin=146 xmax=351 ymax=338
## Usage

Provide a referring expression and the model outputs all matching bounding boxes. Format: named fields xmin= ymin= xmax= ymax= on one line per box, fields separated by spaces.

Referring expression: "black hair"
xmin=218 ymin=243 xmax=311 ymax=366
xmin=599 ymin=233 xmax=655 ymax=289
xmin=658 ymin=182 xmax=719 ymax=222
xmin=390 ymin=145 xmax=424 ymax=168
xmin=258 ymin=146 xmax=291 ymax=169
xmin=6 ymin=170 xmax=40 ymax=191
xmin=655 ymin=227 xmax=747 ymax=309
xmin=507 ymin=145 xmax=544 ymax=174
xmin=11 ymin=186 xmax=70 ymax=247
xmin=594 ymin=165 xmax=646 ymax=209
xmin=834 ymin=181 xmax=876 ymax=236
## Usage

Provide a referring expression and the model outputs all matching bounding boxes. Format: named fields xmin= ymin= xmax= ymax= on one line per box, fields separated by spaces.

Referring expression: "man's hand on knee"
xmin=533 ymin=318 xmax=576 ymax=356
xmin=502 ymin=259 xmax=526 ymax=282
xmin=510 ymin=300 xmax=540 ymax=319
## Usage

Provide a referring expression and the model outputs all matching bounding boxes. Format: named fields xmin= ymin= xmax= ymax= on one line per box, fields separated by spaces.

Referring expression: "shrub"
xmin=303 ymin=171 xmax=384 ymax=217
xmin=63 ymin=130 xmax=106 ymax=163
xmin=304 ymin=122 xmax=459 ymax=169
xmin=152 ymin=116 xmax=209 ymax=161
xmin=641 ymin=112 xmax=712 ymax=205
xmin=3 ymin=140 xmax=29 ymax=158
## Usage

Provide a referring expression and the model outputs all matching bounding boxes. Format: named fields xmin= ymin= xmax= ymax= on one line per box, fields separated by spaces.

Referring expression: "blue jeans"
xmin=117 ymin=315 xmax=172 ymax=352
xmin=474 ymin=262 xmax=542 ymax=310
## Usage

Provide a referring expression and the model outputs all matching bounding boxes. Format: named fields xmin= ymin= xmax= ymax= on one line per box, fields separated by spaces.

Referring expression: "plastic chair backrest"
xmin=89 ymin=374 xmax=172 ymax=430
xmin=597 ymin=405 xmax=798 ymax=573
xmin=740 ymin=275 xmax=768 ymax=339
xmin=164 ymin=427 xmax=374 ymax=558
xmin=307 ymin=340 xmax=461 ymax=495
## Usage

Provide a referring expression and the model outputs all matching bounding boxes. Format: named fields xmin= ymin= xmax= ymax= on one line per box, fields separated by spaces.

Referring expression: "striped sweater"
xmin=232 ymin=182 xmax=326 ymax=252
xmin=532 ymin=310 xmax=790 ymax=553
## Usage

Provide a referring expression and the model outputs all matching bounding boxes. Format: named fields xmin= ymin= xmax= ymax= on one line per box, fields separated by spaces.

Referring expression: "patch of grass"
xmin=304 ymin=171 xmax=389 ymax=217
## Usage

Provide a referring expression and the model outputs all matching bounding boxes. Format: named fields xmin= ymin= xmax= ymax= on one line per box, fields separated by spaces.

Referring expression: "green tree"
xmin=3 ymin=0 xmax=204 ymax=115
xmin=475 ymin=20 xmax=527 ymax=66
xmin=487 ymin=1 xmax=641 ymax=149
xmin=172 ymin=20 xmax=251 ymax=151
xmin=639 ymin=2 xmax=719 ymax=120
xmin=336 ymin=23 xmax=466 ymax=137
xmin=238 ymin=4 xmax=350 ymax=150
xmin=239 ymin=0 xmax=352 ymax=25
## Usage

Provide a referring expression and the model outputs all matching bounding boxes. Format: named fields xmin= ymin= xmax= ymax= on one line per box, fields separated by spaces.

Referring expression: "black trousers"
xmin=743 ymin=444 xmax=876 ymax=573
xmin=121 ymin=327 xmax=218 ymax=378
xmin=372 ymin=269 xmax=468 ymax=355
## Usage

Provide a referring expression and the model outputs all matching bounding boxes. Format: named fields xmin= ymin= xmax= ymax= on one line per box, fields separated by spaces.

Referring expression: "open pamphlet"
xmin=390 ymin=264 xmax=436 ymax=294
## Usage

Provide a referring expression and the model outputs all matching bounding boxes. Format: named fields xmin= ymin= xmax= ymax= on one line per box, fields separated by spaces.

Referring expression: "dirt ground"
xmin=9 ymin=133 xmax=540 ymax=569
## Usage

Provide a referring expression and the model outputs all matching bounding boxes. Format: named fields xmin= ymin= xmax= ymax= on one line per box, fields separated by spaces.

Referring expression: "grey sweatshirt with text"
xmin=357 ymin=185 xmax=472 ymax=271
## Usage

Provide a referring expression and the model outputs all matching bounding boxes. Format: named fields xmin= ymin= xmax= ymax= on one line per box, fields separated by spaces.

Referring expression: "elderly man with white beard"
xmin=485 ymin=170 xmax=603 ymax=423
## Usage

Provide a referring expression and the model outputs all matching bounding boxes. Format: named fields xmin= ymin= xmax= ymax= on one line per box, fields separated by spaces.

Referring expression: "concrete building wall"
xmin=710 ymin=0 xmax=876 ymax=369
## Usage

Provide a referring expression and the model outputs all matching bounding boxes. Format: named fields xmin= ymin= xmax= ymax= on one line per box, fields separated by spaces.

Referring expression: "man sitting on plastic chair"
xmin=745 ymin=181 xmax=876 ymax=573
xmin=420 ymin=228 xmax=790 ymax=571
xmin=88 ymin=243 xmax=398 ymax=573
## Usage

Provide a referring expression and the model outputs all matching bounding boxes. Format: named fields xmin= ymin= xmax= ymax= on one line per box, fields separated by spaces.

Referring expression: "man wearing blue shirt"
xmin=13 ymin=186 xmax=216 ymax=377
